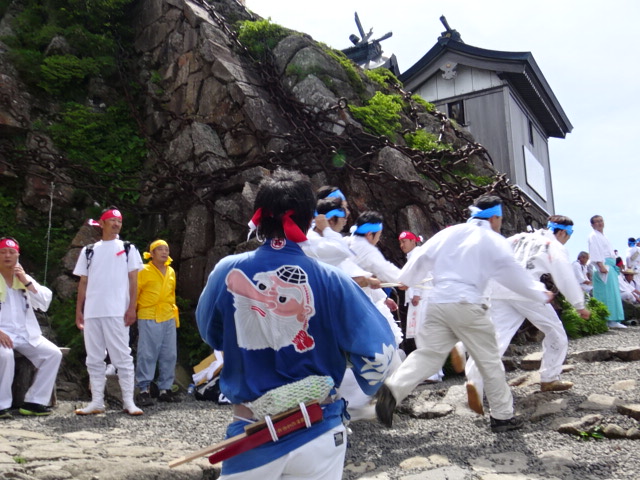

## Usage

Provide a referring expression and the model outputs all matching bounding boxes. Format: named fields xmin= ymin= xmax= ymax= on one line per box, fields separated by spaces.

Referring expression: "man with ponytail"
xmin=196 ymin=169 xmax=395 ymax=479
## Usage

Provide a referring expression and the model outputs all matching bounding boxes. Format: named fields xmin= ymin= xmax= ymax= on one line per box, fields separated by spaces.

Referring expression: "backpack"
xmin=85 ymin=241 xmax=131 ymax=269
xmin=194 ymin=376 xmax=231 ymax=405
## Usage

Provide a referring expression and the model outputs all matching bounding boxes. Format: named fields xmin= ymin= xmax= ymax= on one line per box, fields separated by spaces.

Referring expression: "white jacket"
xmin=0 ymin=275 xmax=52 ymax=347
xmin=492 ymin=229 xmax=585 ymax=309
xmin=400 ymin=219 xmax=548 ymax=305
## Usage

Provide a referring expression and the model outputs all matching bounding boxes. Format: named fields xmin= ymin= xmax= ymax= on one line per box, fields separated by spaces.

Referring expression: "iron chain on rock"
xmin=0 ymin=0 xmax=541 ymax=228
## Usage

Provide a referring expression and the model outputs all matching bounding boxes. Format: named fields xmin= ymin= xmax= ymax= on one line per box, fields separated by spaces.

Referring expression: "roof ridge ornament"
xmin=438 ymin=15 xmax=463 ymax=43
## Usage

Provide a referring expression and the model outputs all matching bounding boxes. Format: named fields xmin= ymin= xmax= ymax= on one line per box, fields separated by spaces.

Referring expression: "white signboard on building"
xmin=523 ymin=146 xmax=547 ymax=201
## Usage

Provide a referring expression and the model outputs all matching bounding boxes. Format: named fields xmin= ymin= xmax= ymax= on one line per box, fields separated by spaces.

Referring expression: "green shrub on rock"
xmin=348 ymin=91 xmax=403 ymax=140
xmin=364 ymin=67 xmax=400 ymax=89
xmin=237 ymin=18 xmax=294 ymax=62
xmin=404 ymin=129 xmax=452 ymax=153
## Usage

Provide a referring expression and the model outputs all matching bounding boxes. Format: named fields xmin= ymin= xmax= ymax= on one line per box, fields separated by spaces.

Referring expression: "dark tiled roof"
xmin=400 ymin=38 xmax=572 ymax=138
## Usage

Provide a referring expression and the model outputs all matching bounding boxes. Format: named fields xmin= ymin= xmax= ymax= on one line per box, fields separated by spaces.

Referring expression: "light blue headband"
xmin=354 ymin=222 xmax=383 ymax=235
xmin=547 ymin=222 xmax=573 ymax=235
xmin=326 ymin=189 xmax=346 ymax=202
xmin=469 ymin=204 xmax=502 ymax=219
xmin=325 ymin=208 xmax=346 ymax=219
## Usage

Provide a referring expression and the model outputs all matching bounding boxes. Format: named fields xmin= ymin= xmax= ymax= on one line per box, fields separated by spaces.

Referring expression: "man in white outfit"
xmin=619 ymin=268 xmax=640 ymax=303
xmin=399 ymin=231 xmax=445 ymax=382
xmin=572 ymin=251 xmax=593 ymax=295
xmin=73 ymin=207 xmax=144 ymax=415
xmin=0 ymin=237 xmax=62 ymax=418
xmin=375 ymin=195 xmax=552 ymax=433
xmin=626 ymin=238 xmax=640 ymax=285
xmin=305 ymin=198 xmax=387 ymax=420
xmin=588 ymin=215 xmax=625 ymax=328
xmin=465 ymin=215 xmax=590 ymax=415
xmin=347 ymin=211 xmax=404 ymax=346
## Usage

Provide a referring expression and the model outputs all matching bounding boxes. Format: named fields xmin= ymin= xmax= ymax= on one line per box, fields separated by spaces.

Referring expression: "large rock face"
xmin=1 ymin=0 xmax=547 ymax=304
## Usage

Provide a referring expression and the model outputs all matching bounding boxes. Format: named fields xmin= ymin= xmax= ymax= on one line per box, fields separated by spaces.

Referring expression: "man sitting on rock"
xmin=0 ymin=237 xmax=62 ymax=418
xmin=619 ymin=268 xmax=640 ymax=304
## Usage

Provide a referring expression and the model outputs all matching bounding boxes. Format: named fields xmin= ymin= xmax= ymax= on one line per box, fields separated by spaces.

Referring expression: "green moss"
xmin=458 ymin=172 xmax=493 ymax=186
xmin=6 ymin=48 xmax=45 ymax=86
xmin=404 ymin=129 xmax=452 ymax=152
xmin=411 ymin=94 xmax=435 ymax=112
xmin=3 ymin=0 xmax=134 ymax=96
xmin=47 ymin=102 xmax=147 ymax=205
xmin=237 ymin=18 xmax=294 ymax=62
xmin=331 ymin=150 xmax=347 ymax=168
xmin=150 ymin=70 xmax=162 ymax=84
xmin=349 ymin=91 xmax=403 ymax=140
xmin=323 ymin=48 xmax=364 ymax=95
xmin=39 ymin=54 xmax=107 ymax=94
xmin=0 ymin=0 xmax=10 ymax=17
xmin=364 ymin=67 xmax=401 ymax=89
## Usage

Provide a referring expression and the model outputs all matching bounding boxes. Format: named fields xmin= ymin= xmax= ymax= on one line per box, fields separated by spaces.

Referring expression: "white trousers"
xmin=0 ymin=336 xmax=62 ymax=409
xmin=83 ymin=317 xmax=136 ymax=403
xmin=219 ymin=424 xmax=347 ymax=480
xmin=466 ymin=299 xmax=568 ymax=399
xmin=386 ymin=303 xmax=514 ymax=420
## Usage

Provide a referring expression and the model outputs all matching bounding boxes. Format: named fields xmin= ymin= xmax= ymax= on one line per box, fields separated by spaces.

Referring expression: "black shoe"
xmin=374 ymin=384 xmax=396 ymax=428
xmin=138 ymin=391 xmax=154 ymax=407
xmin=158 ymin=390 xmax=181 ymax=403
xmin=19 ymin=402 xmax=52 ymax=416
xmin=490 ymin=415 xmax=524 ymax=433
xmin=0 ymin=408 xmax=12 ymax=419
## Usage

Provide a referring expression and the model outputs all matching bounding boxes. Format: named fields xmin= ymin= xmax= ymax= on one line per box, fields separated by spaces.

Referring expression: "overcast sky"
xmin=245 ymin=0 xmax=639 ymax=261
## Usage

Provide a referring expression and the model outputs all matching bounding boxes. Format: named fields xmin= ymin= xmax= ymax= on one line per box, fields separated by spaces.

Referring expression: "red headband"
xmin=0 ymin=238 xmax=19 ymax=252
xmin=248 ymin=208 xmax=308 ymax=243
xmin=398 ymin=231 xmax=420 ymax=242
xmin=100 ymin=209 xmax=122 ymax=221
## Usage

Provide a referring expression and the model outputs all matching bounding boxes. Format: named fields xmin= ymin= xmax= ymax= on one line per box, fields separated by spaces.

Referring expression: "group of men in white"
xmin=3 ymin=186 xmax=627 ymax=436
xmin=301 ymin=187 xmax=601 ymax=433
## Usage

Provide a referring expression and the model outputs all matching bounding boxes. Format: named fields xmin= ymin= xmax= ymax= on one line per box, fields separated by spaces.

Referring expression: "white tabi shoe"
xmin=75 ymin=402 xmax=106 ymax=415
xmin=123 ymin=403 xmax=143 ymax=416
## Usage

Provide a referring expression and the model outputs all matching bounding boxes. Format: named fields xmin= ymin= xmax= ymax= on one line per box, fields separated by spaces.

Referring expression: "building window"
xmin=528 ymin=119 xmax=534 ymax=146
xmin=448 ymin=100 xmax=465 ymax=125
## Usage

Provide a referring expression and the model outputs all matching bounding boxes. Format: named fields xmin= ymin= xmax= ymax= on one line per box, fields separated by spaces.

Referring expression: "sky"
xmin=245 ymin=0 xmax=640 ymax=260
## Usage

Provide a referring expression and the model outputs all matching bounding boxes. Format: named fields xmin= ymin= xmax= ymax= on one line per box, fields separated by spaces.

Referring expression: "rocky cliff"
xmin=0 ymin=0 xmax=546 ymax=307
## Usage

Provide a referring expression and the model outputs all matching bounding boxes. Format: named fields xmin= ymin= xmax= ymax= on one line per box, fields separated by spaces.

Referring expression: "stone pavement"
xmin=1 ymin=336 xmax=639 ymax=479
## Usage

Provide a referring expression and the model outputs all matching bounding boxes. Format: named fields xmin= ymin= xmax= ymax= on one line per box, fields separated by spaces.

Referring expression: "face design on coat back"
xmin=226 ymin=265 xmax=316 ymax=353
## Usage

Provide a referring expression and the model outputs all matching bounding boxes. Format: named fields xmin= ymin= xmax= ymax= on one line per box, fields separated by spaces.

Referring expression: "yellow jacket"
xmin=137 ymin=263 xmax=179 ymax=327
